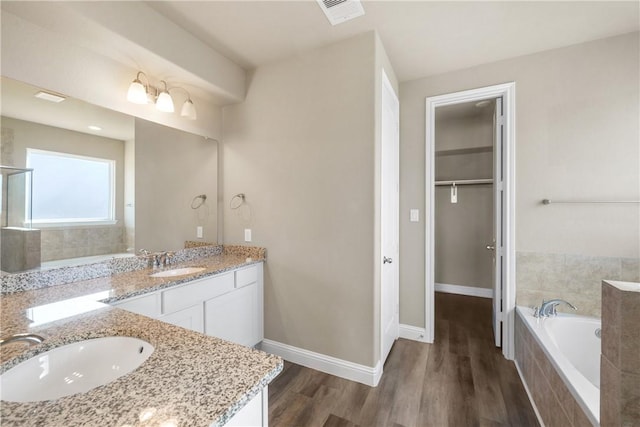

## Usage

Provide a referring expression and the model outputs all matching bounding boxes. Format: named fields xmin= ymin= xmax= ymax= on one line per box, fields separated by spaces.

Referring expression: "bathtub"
xmin=516 ymin=306 xmax=600 ymax=426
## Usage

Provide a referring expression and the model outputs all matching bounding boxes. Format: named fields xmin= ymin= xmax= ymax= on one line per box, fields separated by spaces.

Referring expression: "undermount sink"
xmin=149 ymin=267 xmax=206 ymax=278
xmin=0 ymin=337 xmax=154 ymax=402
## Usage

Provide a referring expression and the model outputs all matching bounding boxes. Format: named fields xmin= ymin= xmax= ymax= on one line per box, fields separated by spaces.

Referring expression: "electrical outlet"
xmin=410 ymin=209 xmax=419 ymax=222
xmin=196 ymin=226 xmax=203 ymax=238
xmin=244 ymin=229 xmax=252 ymax=242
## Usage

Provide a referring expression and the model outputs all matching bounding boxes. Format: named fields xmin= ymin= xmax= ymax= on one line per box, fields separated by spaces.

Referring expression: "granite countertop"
xmin=0 ymin=250 xmax=283 ymax=427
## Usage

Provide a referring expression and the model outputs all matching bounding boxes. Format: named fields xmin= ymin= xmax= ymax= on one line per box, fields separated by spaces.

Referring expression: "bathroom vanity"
xmin=112 ymin=263 xmax=263 ymax=348
xmin=0 ymin=247 xmax=281 ymax=427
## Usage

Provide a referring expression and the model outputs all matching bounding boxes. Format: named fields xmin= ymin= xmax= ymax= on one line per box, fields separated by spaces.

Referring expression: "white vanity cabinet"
xmin=221 ymin=388 xmax=268 ymax=427
xmin=204 ymin=266 xmax=262 ymax=347
xmin=110 ymin=263 xmax=264 ymax=347
xmin=111 ymin=262 xmax=267 ymax=427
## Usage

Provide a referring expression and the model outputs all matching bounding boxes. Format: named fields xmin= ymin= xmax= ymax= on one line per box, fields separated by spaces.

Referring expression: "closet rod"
xmin=435 ymin=179 xmax=493 ymax=186
xmin=542 ymin=199 xmax=640 ymax=205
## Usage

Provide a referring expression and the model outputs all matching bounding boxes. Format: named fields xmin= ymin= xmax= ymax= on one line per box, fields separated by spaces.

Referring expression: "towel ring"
xmin=191 ymin=194 xmax=207 ymax=209
xmin=230 ymin=193 xmax=245 ymax=209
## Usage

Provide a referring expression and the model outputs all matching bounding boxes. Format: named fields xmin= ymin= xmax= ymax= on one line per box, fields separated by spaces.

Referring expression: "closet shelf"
xmin=435 ymin=178 xmax=493 ymax=186
xmin=435 ymin=146 xmax=493 ymax=156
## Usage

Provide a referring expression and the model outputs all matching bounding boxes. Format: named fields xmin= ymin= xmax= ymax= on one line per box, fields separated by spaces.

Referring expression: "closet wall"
xmin=434 ymin=103 xmax=494 ymax=291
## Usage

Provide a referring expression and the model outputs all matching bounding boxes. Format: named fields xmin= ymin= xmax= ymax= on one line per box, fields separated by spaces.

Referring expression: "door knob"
xmin=383 ymin=256 xmax=393 ymax=264
xmin=486 ymin=245 xmax=495 ymax=251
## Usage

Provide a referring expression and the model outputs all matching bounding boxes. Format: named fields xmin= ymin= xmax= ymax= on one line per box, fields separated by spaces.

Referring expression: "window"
xmin=26 ymin=149 xmax=115 ymax=224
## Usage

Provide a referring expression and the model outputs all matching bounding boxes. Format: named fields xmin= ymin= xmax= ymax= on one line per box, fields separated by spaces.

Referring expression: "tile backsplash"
xmin=516 ymin=251 xmax=640 ymax=317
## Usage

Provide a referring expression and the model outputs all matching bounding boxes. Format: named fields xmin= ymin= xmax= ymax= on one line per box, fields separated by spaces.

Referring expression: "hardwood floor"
xmin=268 ymin=293 xmax=540 ymax=427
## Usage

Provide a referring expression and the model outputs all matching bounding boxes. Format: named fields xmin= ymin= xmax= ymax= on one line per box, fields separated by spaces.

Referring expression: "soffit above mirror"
xmin=1 ymin=77 xmax=134 ymax=141
xmin=0 ymin=1 xmax=246 ymax=106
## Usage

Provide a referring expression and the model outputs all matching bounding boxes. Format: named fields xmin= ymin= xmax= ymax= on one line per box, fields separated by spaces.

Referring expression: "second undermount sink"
xmin=149 ymin=267 xmax=206 ymax=278
xmin=0 ymin=337 xmax=154 ymax=402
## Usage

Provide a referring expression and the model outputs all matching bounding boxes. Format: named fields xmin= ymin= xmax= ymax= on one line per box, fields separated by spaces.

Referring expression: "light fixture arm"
xmin=135 ymin=71 xmax=149 ymax=86
xmin=167 ymin=85 xmax=193 ymax=102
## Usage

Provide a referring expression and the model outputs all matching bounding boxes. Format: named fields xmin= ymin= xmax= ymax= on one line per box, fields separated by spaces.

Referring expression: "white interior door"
xmin=381 ymin=70 xmax=399 ymax=364
xmin=492 ymin=97 xmax=504 ymax=347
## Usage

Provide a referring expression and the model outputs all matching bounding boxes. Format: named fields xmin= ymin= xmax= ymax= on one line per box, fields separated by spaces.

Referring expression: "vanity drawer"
xmin=161 ymin=272 xmax=234 ymax=314
xmin=235 ymin=265 xmax=258 ymax=289
xmin=112 ymin=293 xmax=160 ymax=318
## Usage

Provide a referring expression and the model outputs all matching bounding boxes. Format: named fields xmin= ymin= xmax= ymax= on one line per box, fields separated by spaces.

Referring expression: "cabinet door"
xmin=158 ymin=304 xmax=204 ymax=333
xmin=224 ymin=388 xmax=266 ymax=427
xmin=205 ymin=282 xmax=257 ymax=347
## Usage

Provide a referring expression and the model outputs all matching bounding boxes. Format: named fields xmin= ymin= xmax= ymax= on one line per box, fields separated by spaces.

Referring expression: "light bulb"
xmin=156 ymin=91 xmax=174 ymax=113
xmin=127 ymin=79 xmax=148 ymax=104
xmin=180 ymin=99 xmax=197 ymax=120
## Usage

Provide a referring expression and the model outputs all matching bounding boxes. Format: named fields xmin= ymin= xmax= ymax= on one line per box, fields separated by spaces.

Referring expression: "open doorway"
xmin=425 ymin=83 xmax=516 ymax=359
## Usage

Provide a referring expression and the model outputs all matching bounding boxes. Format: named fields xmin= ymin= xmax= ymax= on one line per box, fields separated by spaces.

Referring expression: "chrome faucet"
xmin=534 ymin=299 xmax=577 ymax=318
xmin=151 ymin=251 xmax=175 ymax=267
xmin=157 ymin=251 xmax=175 ymax=267
xmin=0 ymin=333 xmax=45 ymax=346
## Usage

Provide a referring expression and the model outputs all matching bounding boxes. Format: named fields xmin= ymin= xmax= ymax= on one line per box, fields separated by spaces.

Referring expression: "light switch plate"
xmin=410 ymin=209 xmax=419 ymax=222
xmin=244 ymin=229 xmax=252 ymax=242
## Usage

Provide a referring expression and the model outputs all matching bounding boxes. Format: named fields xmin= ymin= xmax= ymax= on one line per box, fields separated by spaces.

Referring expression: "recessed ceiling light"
xmin=34 ymin=91 xmax=66 ymax=103
xmin=88 ymin=125 xmax=102 ymax=131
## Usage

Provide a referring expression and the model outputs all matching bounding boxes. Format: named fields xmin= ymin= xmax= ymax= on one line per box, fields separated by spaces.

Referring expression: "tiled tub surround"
xmin=600 ymin=281 xmax=640 ymax=426
xmin=40 ymin=225 xmax=127 ymax=262
xmin=515 ymin=307 xmax=597 ymax=426
xmin=517 ymin=252 xmax=640 ymax=317
xmin=0 ymin=247 xmax=281 ymax=426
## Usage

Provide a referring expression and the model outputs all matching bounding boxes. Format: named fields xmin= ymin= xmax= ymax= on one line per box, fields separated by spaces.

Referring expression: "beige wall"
xmin=435 ymin=111 xmax=493 ymax=289
xmin=223 ymin=32 xmax=394 ymax=367
xmin=135 ymin=119 xmax=218 ymax=252
xmin=400 ymin=32 xmax=640 ymax=327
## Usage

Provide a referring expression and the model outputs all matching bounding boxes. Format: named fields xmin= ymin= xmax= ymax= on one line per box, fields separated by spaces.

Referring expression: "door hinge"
xmin=497 ymin=115 xmax=505 ymax=126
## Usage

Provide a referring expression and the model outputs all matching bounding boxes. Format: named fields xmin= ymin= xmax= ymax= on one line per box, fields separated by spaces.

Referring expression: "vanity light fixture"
xmin=168 ymin=86 xmax=197 ymax=120
xmin=126 ymin=71 xmax=150 ymax=104
xmin=155 ymin=81 xmax=174 ymax=113
xmin=127 ymin=71 xmax=197 ymax=120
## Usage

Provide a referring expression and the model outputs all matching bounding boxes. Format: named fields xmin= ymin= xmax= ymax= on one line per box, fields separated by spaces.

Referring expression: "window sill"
xmin=29 ymin=220 xmax=119 ymax=229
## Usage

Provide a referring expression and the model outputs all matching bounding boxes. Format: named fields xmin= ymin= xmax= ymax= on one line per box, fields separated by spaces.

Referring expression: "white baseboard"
xmin=260 ymin=339 xmax=382 ymax=387
xmin=399 ymin=324 xmax=429 ymax=343
xmin=435 ymin=282 xmax=493 ymax=299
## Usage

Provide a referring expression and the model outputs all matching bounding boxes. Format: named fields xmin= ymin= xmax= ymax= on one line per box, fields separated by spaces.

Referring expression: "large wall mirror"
xmin=0 ymin=77 xmax=218 ymax=274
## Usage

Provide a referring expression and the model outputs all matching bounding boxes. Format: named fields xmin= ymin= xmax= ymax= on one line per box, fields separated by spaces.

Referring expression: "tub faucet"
xmin=535 ymin=299 xmax=577 ymax=318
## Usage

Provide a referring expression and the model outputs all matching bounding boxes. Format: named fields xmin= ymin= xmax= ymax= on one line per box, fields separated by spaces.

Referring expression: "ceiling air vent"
xmin=316 ymin=0 xmax=365 ymax=26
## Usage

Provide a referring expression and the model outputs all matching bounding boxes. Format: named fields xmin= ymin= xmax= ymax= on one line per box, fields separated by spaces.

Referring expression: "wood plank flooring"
xmin=268 ymin=292 xmax=539 ymax=427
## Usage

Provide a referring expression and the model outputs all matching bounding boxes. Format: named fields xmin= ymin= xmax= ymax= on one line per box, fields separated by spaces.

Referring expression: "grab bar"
xmin=542 ymin=199 xmax=640 ymax=205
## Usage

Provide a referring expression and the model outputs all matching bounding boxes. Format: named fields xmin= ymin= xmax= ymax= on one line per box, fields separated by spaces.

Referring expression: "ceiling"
xmin=1 ymin=77 xmax=134 ymax=141
xmin=148 ymin=1 xmax=639 ymax=82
